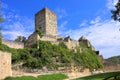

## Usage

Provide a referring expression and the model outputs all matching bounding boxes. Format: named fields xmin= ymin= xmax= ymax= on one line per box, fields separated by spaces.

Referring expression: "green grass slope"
xmin=0 ymin=40 xmax=103 ymax=70
xmin=74 ymin=71 xmax=120 ymax=80
xmin=4 ymin=73 xmax=68 ymax=80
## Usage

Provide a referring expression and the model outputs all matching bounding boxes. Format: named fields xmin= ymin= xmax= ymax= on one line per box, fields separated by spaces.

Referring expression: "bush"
xmin=59 ymin=42 xmax=67 ymax=49
xmin=23 ymin=58 xmax=43 ymax=69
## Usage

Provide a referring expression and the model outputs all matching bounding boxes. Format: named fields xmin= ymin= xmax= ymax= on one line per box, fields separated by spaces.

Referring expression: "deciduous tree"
xmin=14 ymin=36 xmax=26 ymax=42
xmin=0 ymin=2 xmax=4 ymax=44
xmin=111 ymin=0 xmax=120 ymax=21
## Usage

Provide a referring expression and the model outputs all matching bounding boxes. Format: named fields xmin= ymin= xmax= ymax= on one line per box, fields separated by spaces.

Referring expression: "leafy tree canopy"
xmin=111 ymin=0 xmax=120 ymax=21
xmin=0 ymin=2 xmax=4 ymax=22
xmin=0 ymin=40 xmax=104 ymax=70
xmin=0 ymin=2 xmax=4 ymax=44
xmin=35 ymin=29 xmax=43 ymax=38
xmin=14 ymin=36 xmax=26 ymax=42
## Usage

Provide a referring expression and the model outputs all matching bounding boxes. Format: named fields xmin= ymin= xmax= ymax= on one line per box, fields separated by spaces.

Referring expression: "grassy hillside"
xmin=74 ymin=71 xmax=120 ymax=80
xmin=105 ymin=55 xmax=120 ymax=64
xmin=5 ymin=71 xmax=120 ymax=80
xmin=5 ymin=73 xmax=68 ymax=80
xmin=0 ymin=40 xmax=103 ymax=70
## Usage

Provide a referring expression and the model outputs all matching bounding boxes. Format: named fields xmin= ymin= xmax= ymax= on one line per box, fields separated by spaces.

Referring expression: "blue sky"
xmin=1 ymin=0 xmax=120 ymax=58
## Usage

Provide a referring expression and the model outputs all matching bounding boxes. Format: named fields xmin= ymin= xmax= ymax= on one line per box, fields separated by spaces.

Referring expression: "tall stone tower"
xmin=35 ymin=8 xmax=58 ymax=36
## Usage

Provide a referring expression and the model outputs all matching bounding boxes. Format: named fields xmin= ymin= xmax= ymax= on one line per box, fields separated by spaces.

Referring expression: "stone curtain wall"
xmin=2 ymin=40 xmax=24 ymax=49
xmin=0 ymin=51 xmax=12 ymax=80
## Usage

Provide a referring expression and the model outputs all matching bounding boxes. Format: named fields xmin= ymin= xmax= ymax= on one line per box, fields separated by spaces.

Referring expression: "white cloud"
xmin=57 ymin=0 xmax=120 ymax=58
xmin=2 ymin=6 xmax=34 ymax=40
xmin=79 ymin=20 xmax=88 ymax=27
xmin=59 ymin=21 xmax=68 ymax=28
xmin=106 ymin=0 xmax=118 ymax=9
xmin=58 ymin=21 xmax=68 ymax=36
xmin=55 ymin=8 xmax=68 ymax=19
xmin=59 ymin=19 xmax=120 ymax=58
xmin=90 ymin=16 xmax=101 ymax=24
xmin=2 ymin=2 xmax=8 ymax=9
xmin=2 ymin=18 xmax=34 ymax=40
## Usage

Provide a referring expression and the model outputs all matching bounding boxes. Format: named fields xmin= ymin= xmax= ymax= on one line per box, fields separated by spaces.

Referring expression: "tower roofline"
xmin=35 ymin=7 xmax=56 ymax=16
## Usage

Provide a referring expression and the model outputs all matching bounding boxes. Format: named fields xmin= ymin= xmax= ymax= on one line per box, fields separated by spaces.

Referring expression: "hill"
xmin=104 ymin=55 xmax=120 ymax=71
xmin=0 ymin=40 xmax=103 ymax=72
xmin=105 ymin=55 xmax=120 ymax=64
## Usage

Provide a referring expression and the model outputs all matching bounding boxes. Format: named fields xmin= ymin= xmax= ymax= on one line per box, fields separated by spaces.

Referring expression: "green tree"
xmin=0 ymin=2 xmax=4 ymax=22
xmin=0 ymin=2 xmax=4 ymax=44
xmin=14 ymin=36 xmax=26 ymax=42
xmin=111 ymin=0 xmax=120 ymax=21
xmin=35 ymin=29 xmax=43 ymax=49
xmin=0 ymin=28 xmax=2 ymax=45
xmin=35 ymin=29 xmax=43 ymax=38
xmin=59 ymin=42 xmax=67 ymax=49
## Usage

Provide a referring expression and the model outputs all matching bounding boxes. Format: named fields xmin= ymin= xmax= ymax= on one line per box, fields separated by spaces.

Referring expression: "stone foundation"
xmin=0 ymin=51 xmax=12 ymax=80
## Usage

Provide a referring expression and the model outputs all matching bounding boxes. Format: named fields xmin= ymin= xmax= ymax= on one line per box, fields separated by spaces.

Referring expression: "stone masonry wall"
xmin=45 ymin=8 xmax=58 ymax=36
xmin=0 ymin=51 xmax=12 ymax=80
xmin=35 ymin=8 xmax=58 ymax=36
xmin=65 ymin=40 xmax=79 ymax=50
xmin=24 ymin=32 xmax=38 ymax=47
xmin=2 ymin=40 xmax=24 ymax=49
xmin=35 ymin=8 xmax=46 ymax=34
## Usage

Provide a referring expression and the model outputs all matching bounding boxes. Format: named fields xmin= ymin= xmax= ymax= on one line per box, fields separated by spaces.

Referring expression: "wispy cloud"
xmin=55 ymin=8 xmax=68 ymax=19
xmin=59 ymin=21 xmax=68 ymax=29
xmin=79 ymin=20 xmax=88 ymax=27
xmin=90 ymin=16 xmax=101 ymax=24
xmin=2 ymin=20 xmax=34 ymax=40
xmin=1 ymin=3 xmax=34 ymax=40
xmin=57 ymin=0 xmax=120 ymax=58
xmin=2 ymin=2 xmax=8 ymax=9
xmin=58 ymin=21 xmax=68 ymax=36
xmin=59 ymin=19 xmax=120 ymax=58
xmin=106 ymin=0 xmax=118 ymax=9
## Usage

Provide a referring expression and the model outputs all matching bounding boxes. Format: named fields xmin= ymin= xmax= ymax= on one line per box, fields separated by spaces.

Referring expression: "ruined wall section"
xmin=24 ymin=32 xmax=38 ymax=47
xmin=64 ymin=40 xmax=79 ymax=50
xmin=25 ymin=32 xmax=58 ymax=47
xmin=0 ymin=51 xmax=12 ymax=80
xmin=2 ymin=40 xmax=24 ymax=49
xmin=39 ymin=35 xmax=57 ymax=42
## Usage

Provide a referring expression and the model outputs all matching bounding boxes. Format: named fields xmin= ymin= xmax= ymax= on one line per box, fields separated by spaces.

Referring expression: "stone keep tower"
xmin=35 ymin=8 xmax=58 ymax=36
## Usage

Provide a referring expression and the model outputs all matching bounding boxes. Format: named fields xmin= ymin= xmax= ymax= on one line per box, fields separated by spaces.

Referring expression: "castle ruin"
xmin=25 ymin=8 xmax=95 ymax=51
xmin=0 ymin=8 xmax=98 ymax=79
